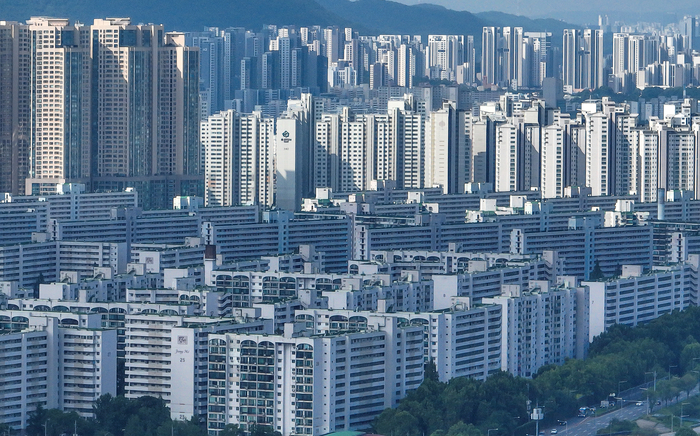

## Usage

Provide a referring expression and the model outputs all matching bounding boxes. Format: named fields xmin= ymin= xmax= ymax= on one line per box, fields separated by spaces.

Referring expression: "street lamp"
xmin=692 ymin=357 xmax=700 ymax=370
xmin=618 ymin=380 xmax=627 ymax=409
xmin=645 ymin=371 xmax=657 ymax=391
xmin=681 ymin=402 xmax=690 ymax=427
xmin=670 ymin=365 xmax=678 ymax=378
xmin=641 ymin=388 xmax=650 ymax=416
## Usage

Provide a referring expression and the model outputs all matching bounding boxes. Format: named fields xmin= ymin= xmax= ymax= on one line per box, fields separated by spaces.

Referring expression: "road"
xmin=543 ymin=403 xmax=648 ymax=436
xmin=541 ymin=386 xmax=699 ymax=436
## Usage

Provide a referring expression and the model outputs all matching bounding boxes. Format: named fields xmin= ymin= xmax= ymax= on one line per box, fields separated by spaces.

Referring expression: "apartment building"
xmin=206 ymin=323 xmax=424 ymax=436
xmin=295 ymin=298 xmax=502 ymax=382
xmin=0 ymin=314 xmax=117 ymax=426
xmin=483 ymin=279 xmax=586 ymax=377
xmin=123 ymin=313 xmax=272 ymax=420
xmin=583 ymin=259 xmax=699 ymax=342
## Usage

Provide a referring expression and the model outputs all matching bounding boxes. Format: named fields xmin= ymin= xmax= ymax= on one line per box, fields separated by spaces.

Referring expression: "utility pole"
xmin=532 ymin=407 xmax=543 ymax=436
xmin=681 ymin=403 xmax=689 ymax=427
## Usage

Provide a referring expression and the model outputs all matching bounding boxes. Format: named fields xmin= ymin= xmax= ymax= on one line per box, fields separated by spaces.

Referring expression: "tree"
xmin=678 ymin=373 xmax=696 ymax=398
xmin=249 ymin=424 xmax=281 ymax=436
xmin=26 ymin=405 xmax=48 ymax=436
xmin=32 ymin=273 xmax=45 ymax=298
xmin=424 ymin=360 xmax=440 ymax=383
xmin=589 ymin=260 xmax=605 ymax=281
xmin=373 ymin=409 xmax=421 ymax=436
xmin=675 ymin=427 xmax=695 ymax=436
xmin=680 ymin=342 xmax=700 ymax=373
xmin=218 ymin=425 xmax=242 ymax=436
xmin=156 ymin=420 xmax=206 ymax=436
xmin=116 ymin=360 xmax=126 ymax=396
xmin=445 ymin=422 xmax=482 ymax=436
xmin=596 ymin=419 xmax=637 ymax=435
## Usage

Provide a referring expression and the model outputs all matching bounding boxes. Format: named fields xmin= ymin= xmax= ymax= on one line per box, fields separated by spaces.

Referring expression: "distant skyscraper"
xmin=540 ymin=125 xmax=567 ymax=199
xmin=8 ymin=17 xmax=202 ymax=209
xmin=0 ymin=21 xmax=30 ymax=195
xmin=562 ymin=29 xmax=603 ymax=92
xmin=427 ymin=35 xmax=464 ymax=81
xmin=481 ymin=27 xmax=498 ymax=86
xmin=87 ymin=19 xmax=202 ymax=210
xmin=396 ymin=44 xmax=414 ymax=87
xmin=202 ymin=110 xmax=274 ymax=207
xmin=425 ymin=101 xmax=459 ymax=193
xmin=481 ymin=27 xmax=527 ymax=88
xmin=679 ymin=16 xmax=696 ymax=53
xmin=494 ymin=122 xmax=520 ymax=192
xmin=323 ymin=26 xmax=341 ymax=63
xmin=523 ymin=32 xmax=552 ymax=88
xmin=584 ymin=111 xmax=611 ymax=196
xmin=186 ymin=27 xmax=235 ymax=116
xmin=500 ymin=27 xmax=524 ymax=89
xmin=24 ymin=18 xmax=91 ymax=194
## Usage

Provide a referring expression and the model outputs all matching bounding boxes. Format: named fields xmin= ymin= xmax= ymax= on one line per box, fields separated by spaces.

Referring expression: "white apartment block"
xmin=295 ymin=299 xmax=502 ymax=382
xmin=513 ymin=218 xmax=653 ymax=279
xmin=429 ymin=252 xmax=559 ymax=309
xmin=131 ymin=242 xmax=206 ymax=273
xmin=483 ymin=279 xmax=586 ymax=377
xmin=202 ymin=110 xmax=237 ymax=207
xmin=425 ymin=101 xmax=457 ymax=194
xmin=6 ymin=299 xmax=195 ymax=363
xmin=206 ymin=324 xmax=424 ymax=436
xmin=584 ymin=111 xmax=611 ymax=196
xmin=15 ymin=18 xmax=200 ymax=208
xmin=426 ymin=35 xmax=464 ymax=81
xmin=541 ymin=125 xmax=566 ymax=199
xmin=207 ymin=269 xmax=433 ymax=312
xmin=123 ymin=313 xmax=273 ymax=421
xmin=0 ymin=325 xmax=52 ymax=428
xmin=24 ymin=18 xmax=91 ymax=192
xmin=1 ymin=184 xmax=138 ymax=220
xmin=0 ymin=185 xmax=137 ymax=247
xmin=202 ymin=110 xmax=275 ymax=207
xmin=0 ymin=314 xmax=117 ymax=427
xmin=0 ymin=240 xmax=128 ymax=288
xmin=583 ymin=259 xmax=699 ymax=342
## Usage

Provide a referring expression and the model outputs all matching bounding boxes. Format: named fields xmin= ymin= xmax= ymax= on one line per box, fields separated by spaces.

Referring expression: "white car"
xmin=636 ymin=401 xmax=644 ymax=406
xmin=551 ymin=430 xmax=558 ymax=434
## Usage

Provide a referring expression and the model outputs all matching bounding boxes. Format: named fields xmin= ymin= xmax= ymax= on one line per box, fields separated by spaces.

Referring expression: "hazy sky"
xmin=393 ymin=0 xmax=699 ymax=24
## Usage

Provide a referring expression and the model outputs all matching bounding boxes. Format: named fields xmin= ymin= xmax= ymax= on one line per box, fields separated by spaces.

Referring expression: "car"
xmin=578 ymin=414 xmax=586 ymax=418
xmin=636 ymin=401 xmax=644 ymax=406
xmin=558 ymin=421 xmax=567 ymax=426
xmin=656 ymin=401 xmax=662 ymax=405
xmin=551 ymin=430 xmax=558 ymax=434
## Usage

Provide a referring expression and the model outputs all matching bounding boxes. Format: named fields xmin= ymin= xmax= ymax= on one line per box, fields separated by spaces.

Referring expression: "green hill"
xmin=315 ymin=0 xmax=485 ymax=36
xmin=0 ymin=0 xmax=356 ymax=31
xmin=1 ymin=0 xmax=576 ymax=39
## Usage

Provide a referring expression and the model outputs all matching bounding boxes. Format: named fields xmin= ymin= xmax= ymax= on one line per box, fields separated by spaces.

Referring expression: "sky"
xmin=393 ymin=0 xmax=699 ymax=24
